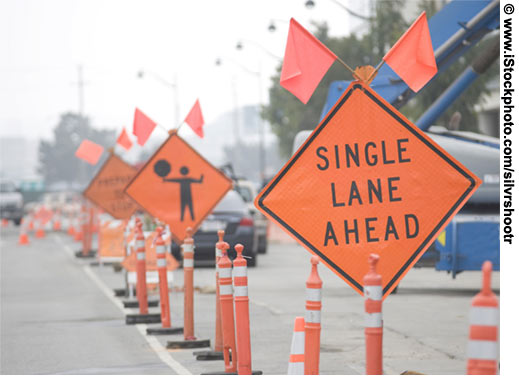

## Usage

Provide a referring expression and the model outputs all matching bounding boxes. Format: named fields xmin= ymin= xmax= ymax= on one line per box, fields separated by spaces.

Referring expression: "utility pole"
xmin=77 ymin=65 xmax=85 ymax=115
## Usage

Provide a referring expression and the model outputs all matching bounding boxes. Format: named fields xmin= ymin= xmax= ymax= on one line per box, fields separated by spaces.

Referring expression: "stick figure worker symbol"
xmin=154 ymin=159 xmax=204 ymax=221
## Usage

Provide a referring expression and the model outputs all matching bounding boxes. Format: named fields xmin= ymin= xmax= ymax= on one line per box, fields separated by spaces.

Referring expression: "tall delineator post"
xmin=183 ymin=227 xmax=195 ymax=340
xmin=135 ymin=218 xmax=149 ymax=315
xmin=155 ymin=227 xmax=170 ymax=327
xmin=233 ymin=244 xmax=252 ymax=375
xmin=166 ymin=227 xmax=210 ymax=349
xmin=363 ymin=254 xmax=383 ymax=375
xmin=215 ymin=230 xmax=225 ymax=352
xmin=304 ymin=256 xmax=322 ymax=375
xmin=218 ymin=241 xmax=237 ymax=373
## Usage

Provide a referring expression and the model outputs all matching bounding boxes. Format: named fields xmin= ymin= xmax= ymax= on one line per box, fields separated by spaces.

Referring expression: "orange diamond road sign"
xmin=124 ymin=132 xmax=233 ymax=243
xmin=255 ymin=81 xmax=481 ymax=299
xmin=83 ymin=153 xmax=139 ymax=219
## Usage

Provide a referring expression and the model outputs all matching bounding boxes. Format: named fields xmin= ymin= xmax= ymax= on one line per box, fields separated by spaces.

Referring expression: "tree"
xmin=38 ymin=112 xmax=116 ymax=188
xmin=262 ymin=0 xmax=498 ymax=158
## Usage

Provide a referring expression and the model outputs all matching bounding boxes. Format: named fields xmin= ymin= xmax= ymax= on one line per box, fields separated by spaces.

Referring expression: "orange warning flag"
xmin=184 ymin=99 xmax=205 ymax=138
xmin=383 ymin=11 xmax=437 ymax=92
xmin=280 ymin=18 xmax=337 ymax=104
xmin=117 ymin=128 xmax=133 ymax=150
xmin=133 ymin=108 xmax=157 ymax=146
xmin=75 ymin=139 xmax=104 ymax=165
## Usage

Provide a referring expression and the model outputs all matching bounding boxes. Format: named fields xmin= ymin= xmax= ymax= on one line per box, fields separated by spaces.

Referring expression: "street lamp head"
xmin=215 ymin=58 xmax=222 ymax=66
xmin=137 ymin=70 xmax=144 ymax=79
xmin=236 ymin=41 xmax=243 ymax=50
xmin=305 ymin=0 xmax=315 ymax=9
xmin=268 ymin=21 xmax=276 ymax=32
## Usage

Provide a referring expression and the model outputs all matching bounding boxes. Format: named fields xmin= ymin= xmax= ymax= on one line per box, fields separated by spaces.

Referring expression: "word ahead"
xmin=256 ymin=82 xmax=481 ymax=299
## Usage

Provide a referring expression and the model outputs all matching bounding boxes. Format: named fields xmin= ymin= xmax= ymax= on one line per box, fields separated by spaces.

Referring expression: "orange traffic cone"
xmin=1 ymin=218 xmax=8 ymax=227
xmin=35 ymin=221 xmax=45 ymax=238
xmin=466 ymin=261 xmax=499 ymax=375
xmin=288 ymin=317 xmax=305 ymax=375
xmin=18 ymin=225 xmax=30 ymax=245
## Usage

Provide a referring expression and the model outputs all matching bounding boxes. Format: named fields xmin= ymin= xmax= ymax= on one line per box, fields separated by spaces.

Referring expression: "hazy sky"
xmin=0 ymin=0 xmax=368 ymax=142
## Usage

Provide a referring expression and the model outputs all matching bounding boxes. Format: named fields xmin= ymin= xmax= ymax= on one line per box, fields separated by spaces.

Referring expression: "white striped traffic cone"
xmin=288 ymin=316 xmax=305 ymax=375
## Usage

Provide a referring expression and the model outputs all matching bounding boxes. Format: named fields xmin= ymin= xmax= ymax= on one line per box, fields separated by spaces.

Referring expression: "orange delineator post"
xmin=2 ymin=218 xmax=8 ymax=227
xmin=81 ymin=206 xmax=94 ymax=256
xmin=363 ymin=253 xmax=383 ymax=375
xmin=155 ymin=227 xmax=171 ymax=328
xmin=304 ymin=256 xmax=322 ymax=375
xmin=466 ymin=261 xmax=499 ymax=375
xmin=214 ymin=230 xmax=225 ymax=353
xmin=233 ymin=244 xmax=252 ymax=375
xmin=183 ymin=227 xmax=196 ymax=340
xmin=74 ymin=207 xmax=84 ymax=242
xmin=135 ymin=218 xmax=148 ymax=315
xmin=288 ymin=317 xmax=305 ymax=375
xmin=218 ymin=241 xmax=237 ymax=373
xmin=67 ymin=212 xmax=75 ymax=236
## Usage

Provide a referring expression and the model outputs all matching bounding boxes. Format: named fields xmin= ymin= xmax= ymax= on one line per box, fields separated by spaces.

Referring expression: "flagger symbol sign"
xmin=125 ymin=132 xmax=232 ymax=243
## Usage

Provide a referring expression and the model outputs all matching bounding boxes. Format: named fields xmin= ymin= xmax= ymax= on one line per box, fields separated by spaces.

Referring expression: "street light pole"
xmin=137 ymin=70 xmax=180 ymax=127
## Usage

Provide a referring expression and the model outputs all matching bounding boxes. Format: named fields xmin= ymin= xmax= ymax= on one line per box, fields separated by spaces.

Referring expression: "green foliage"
xmin=262 ymin=0 xmax=498 ymax=158
xmin=38 ymin=112 xmax=116 ymax=187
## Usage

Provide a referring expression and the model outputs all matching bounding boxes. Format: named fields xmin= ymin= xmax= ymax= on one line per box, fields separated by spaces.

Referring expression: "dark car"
xmin=170 ymin=190 xmax=258 ymax=266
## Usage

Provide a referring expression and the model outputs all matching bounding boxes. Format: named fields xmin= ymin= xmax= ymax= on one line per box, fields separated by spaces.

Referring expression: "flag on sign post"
xmin=184 ymin=99 xmax=205 ymax=138
xmin=116 ymin=128 xmax=133 ymax=150
xmin=133 ymin=108 xmax=157 ymax=146
xmin=280 ymin=18 xmax=337 ymax=104
xmin=75 ymin=139 xmax=104 ymax=165
xmin=383 ymin=11 xmax=437 ymax=92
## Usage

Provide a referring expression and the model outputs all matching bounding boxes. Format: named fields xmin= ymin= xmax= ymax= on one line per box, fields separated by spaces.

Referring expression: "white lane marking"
xmin=54 ymin=234 xmax=192 ymax=375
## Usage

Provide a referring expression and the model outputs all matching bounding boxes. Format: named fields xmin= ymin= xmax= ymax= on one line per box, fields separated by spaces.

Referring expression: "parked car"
xmin=170 ymin=190 xmax=258 ymax=266
xmin=0 ymin=180 xmax=24 ymax=225
xmin=234 ymin=179 xmax=268 ymax=254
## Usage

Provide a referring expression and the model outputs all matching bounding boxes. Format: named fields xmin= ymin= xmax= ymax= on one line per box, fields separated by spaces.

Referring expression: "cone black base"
xmin=193 ymin=350 xmax=224 ymax=361
xmin=123 ymin=299 xmax=159 ymax=308
xmin=125 ymin=313 xmax=161 ymax=325
xmin=75 ymin=250 xmax=96 ymax=258
xmin=166 ymin=339 xmax=210 ymax=349
xmin=146 ymin=326 xmax=184 ymax=335
xmin=113 ymin=288 xmax=127 ymax=297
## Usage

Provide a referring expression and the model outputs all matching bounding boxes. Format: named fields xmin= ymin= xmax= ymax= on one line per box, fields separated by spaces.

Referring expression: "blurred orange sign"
xmin=121 ymin=231 xmax=179 ymax=272
xmin=83 ymin=154 xmax=138 ymax=219
xmin=35 ymin=206 xmax=53 ymax=225
xmin=124 ymin=132 xmax=233 ymax=243
xmin=98 ymin=220 xmax=126 ymax=259
xmin=255 ymin=81 xmax=481 ymax=299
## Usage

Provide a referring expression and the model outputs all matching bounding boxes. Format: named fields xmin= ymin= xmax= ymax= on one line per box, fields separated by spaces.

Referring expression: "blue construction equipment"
xmin=296 ymin=0 xmax=501 ymax=278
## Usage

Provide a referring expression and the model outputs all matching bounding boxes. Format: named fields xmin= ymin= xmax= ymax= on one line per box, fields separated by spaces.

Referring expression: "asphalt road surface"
xmin=1 ymin=224 xmax=500 ymax=374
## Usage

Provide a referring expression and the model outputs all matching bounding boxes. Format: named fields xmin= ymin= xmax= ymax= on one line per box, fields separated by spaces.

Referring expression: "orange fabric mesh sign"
xmin=255 ymin=81 xmax=481 ymax=299
xmin=124 ymin=132 xmax=233 ymax=243
xmin=98 ymin=220 xmax=126 ymax=259
xmin=83 ymin=154 xmax=139 ymax=219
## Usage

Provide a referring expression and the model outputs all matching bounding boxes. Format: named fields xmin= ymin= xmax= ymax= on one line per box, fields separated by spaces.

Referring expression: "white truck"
xmin=0 ymin=180 xmax=24 ymax=226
